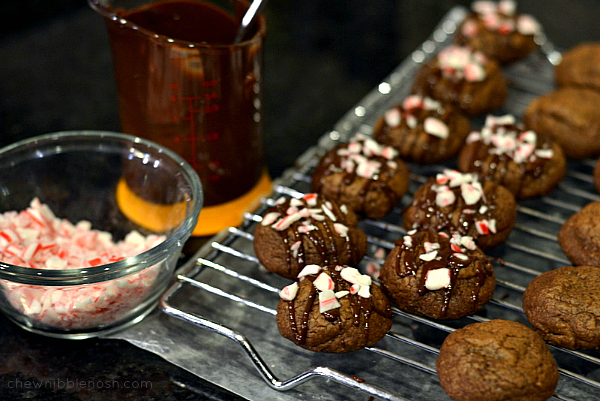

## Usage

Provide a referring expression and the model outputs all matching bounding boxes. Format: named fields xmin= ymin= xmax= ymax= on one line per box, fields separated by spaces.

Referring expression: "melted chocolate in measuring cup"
xmin=106 ymin=0 xmax=264 ymax=206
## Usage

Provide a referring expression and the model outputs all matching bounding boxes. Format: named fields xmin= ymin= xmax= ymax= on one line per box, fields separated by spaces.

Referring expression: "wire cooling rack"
xmin=159 ymin=6 xmax=600 ymax=401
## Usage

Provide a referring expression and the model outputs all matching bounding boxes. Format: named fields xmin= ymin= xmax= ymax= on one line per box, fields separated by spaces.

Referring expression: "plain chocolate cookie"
xmin=412 ymin=45 xmax=507 ymax=117
xmin=253 ymin=193 xmax=367 ymax=279
xmin=372 ymin=95 xmax=471 ymax=164
xmin=555 ymin=42 xmax=600 ymax=92
xmin=402 ymin=169 xmax=517 ymax=250
xmin=455 ymin=2 xmax=540 ymax=64
xmin=379 ymin=229 xmax=495 ymax=320
xmin=436 ymin=319 xmax=559 ymax=401
xmin=276 ymin=264 xmax=393 ymax=353
xmin=457 ymin=114 xmax=566 ymax=199
xmin=523 ymin=86 xmax=600 ymax=159
xmin=558 ymin=201 xmax=600 ymax=266
xmin=523 ymin=265 xmax=600 ymax=350
xmin=311 ymin=133 xmax=410 ymax=219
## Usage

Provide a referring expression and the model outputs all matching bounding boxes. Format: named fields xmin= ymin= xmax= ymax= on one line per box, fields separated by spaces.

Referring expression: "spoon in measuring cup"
xmin=233 ymin=0 xmax=266 ymax=44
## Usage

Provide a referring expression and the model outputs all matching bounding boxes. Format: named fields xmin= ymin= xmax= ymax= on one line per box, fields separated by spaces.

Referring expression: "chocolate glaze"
xmin=466 ymin=123 xmax=551 ymax=195
xmin=407 ymin=178 xmax=498 ymax=239
xmin=285 ymin=266 xmax=392 ymax=345
xmin=375 ymin=101 xmax=453 ymax=160
xmin=312 ymin=140 xmax=399 ymax=207
xmin=271 ymin=197 xmax=360 ymax=275
xmin=395 ymin=230 xmax=492 ymax=317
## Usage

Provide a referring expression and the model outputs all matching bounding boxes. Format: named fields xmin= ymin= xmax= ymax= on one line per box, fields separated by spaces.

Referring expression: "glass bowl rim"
xmin=86 ymin=0 xmax=266 ymax=50
xmin=0 ymin=130 xmax=203 ymax=285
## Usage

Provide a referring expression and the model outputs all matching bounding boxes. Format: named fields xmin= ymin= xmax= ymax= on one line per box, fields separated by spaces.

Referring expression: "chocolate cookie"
xmin=457 ymin=114 xmax=566 ymax=199
xmin=379 ymin=229 xmax=495 ymax=320
xmin=558 ymin=201 xmax=600 ymax=266
xmin=454 ymin=0 xmax=540 ymax=64
xmin=253 ymin=193 xmax=367 ymax=279
xmin=523 ymin=86 xmax=600 ymax=159
xmin=372 ymin=94 xmax=471 ymax=164
xmin=555 ymin=42 xmax=600 ymax=92
xmin=523 ymin=265 xmax=600 ymax=350
xmin=311 ymin=133 xmax=410 ymax=219
xmin=436 ymin=319 xmax=559 ymax=401
xmin=402 ymin=169 xmax=516 ymax=250
xmin=276 ymin=264 xmax=393 ymax=353
xmin=412 ymin=44 xmax=507 ymax=117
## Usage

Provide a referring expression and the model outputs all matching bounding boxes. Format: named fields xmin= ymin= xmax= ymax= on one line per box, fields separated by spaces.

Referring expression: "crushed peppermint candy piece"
xmin=516 ymin=14 xmax=540 ymax=35
xmin=462 ymin=19 xmax=479 ymax=38
xmin=384 ymin=108 xmax=401 ymax=127
xmin=424 ymin=117 xmax=450 ymax=139
xmin=472 ymin=0 xmax=497 ymax=15
xmin=425 ymin=268 xmax=451 ymax=291
xmin=419 ymin=251 xmax=438 ymax=262
xmin=273 ymin=212 xmax=303 ymax=231
xmin=303 ymin=193 xmax=318 ymax=206
xmin=319 ymin=290 xmax=341 ymax=313
xmin=334 ymin=223 xmax=349 ymax=238
xmin=498 ymin=0 xmax=516 ymax=15
xmin=460 ymin=235 xmax=477 ymax=250
xmin=461 ymin=183 xmax=483 ymax=205
xmin=436 ymin=187 xmax=457 ymax=208
xmin=403 ymin=95 xmax=424 ymax=110
xmin=335 ymin=290 xmax=349 ymax=298
xmin=280 ymin=282 xmax=299 ymax=301
xmin=261 ymin=212 xmax=281 ymax=226
xmin=535 ymin=148 xmax=554 ymax=159
xmin=297 ymin=264 xmax=321 ymax=278
xmin=290 ymin=240 xmax=302 ymax=259
xmin=424 ymin=241 xmax=441 ymax=253
xmin=464 ymin=62 xmax=486 ymax=82
xmin=357 ymin=284 xmax=371 ymax=298
xmin=313 ymin=272 xmax=335 ymax=292
xmin=406 ymin=115 xmax=418 ymax=129
xmin=453 ymin=252 xmax=470 ymax=261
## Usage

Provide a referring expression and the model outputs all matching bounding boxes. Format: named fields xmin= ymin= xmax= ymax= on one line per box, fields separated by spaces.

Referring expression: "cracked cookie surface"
xmin=436 ymin=319 xmax=558 ymax=401
xmin=523 ymin=265 xmax=600 ymax=350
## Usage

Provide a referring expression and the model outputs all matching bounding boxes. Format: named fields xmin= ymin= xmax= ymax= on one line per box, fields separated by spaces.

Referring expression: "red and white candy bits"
xmin=0 ymin=198 xmax=165 ymax=329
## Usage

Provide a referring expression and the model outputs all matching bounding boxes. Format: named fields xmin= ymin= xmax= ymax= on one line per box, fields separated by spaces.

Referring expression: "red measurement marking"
xmin=169 ymin=81 xmax=221 ymax=170
xmin=205 ymin=104 xmax=220 ymax=114
xmin=205 ymin=132 xmax=219 ymax=141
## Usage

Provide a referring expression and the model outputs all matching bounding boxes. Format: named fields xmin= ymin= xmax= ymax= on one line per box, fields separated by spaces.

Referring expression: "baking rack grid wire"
xmin=159 ymin=6 xmax=600 ymax=401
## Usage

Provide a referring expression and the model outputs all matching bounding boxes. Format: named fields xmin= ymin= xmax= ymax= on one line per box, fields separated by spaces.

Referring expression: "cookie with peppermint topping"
xmin=455 ymin=0 xmax=541 ymax=64
xmin=372 ymin=95 xmax=471 ymax=164
xmin=412 ymin=44 xmax=507 ymax=117
xmin=457 ymin=114 xmax=566 ymax=199
xmin=276 ymin=264 xmax=392 ymax=353
xmin=311 ymin=133 xmax=410 ymax=219
xmin=253 ymin=193 xmax=367 ymax=279
xmin=402 ymin=169 xmax=516 ymax=250
xmin=379 ymin=229 xmax=495 ymax=320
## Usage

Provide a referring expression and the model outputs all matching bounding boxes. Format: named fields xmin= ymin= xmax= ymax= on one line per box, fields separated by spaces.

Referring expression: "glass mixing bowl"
xmin=0 ymin=131 xmax=202 ymax=339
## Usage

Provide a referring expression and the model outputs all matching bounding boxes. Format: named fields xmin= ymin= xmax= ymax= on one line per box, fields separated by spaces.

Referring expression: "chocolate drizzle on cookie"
xmin=261 ymin=194 xmax=360 ymax=276
xmin=279 ymin=265 xmax=392 ymax=345
xmin=394 ymin=229 xmax=492 ymax=317
xmin=405 ymin=169 xmax=499 ymax=240
xmin=464 ymin=114 xmax=555 ymax=195
xmin=312 ymin=134 xmax=401 ymax=208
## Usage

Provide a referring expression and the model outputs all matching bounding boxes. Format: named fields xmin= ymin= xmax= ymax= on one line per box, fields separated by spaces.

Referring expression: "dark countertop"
xmin=1 ymin=1 xmax=599 ymax=399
